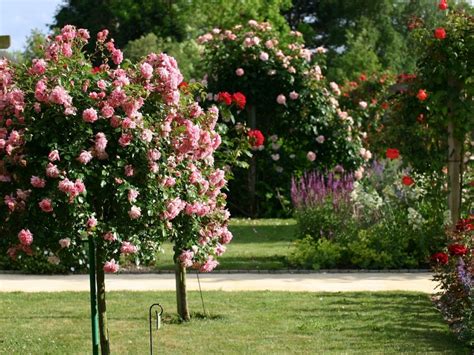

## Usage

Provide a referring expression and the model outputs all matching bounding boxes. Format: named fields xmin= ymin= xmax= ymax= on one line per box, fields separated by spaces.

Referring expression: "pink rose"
xmin=86 ymin=216 xmax=97 ymax=229
xmin=259 ymin=52 xmax=269 ymax=61
xmin=120 ymin=241 xmax=138 ymax=254
xmin=307 ymin=151 xmax=316 ymax=161
xmin=48 ymin=150 xmax=60 ymax=162
xmin=77 ymin=150 xmax=93 ymax=164
xmin=118 ymin=133 xmax=133 ymax=147
xmin=46 ymin=163 xmax=60 ymax=178
xmin=30 ymin=59 xmax=47 ymax=75
xmin=82 ymin=108 xmax=98 ymax=123
xmin=276 ymin=94 xmax=286 ymax=105
xmin=289 ymin=91 xmax=299 ymax=100
xmin=39 ymin=198 xmax=53 ymax=212
xmin=124 ymin=165 xmax=134 ymax=177
xmin=140 ymin=62 xmax=153 ymax=79
xmin=18 ymin=229 xmax=33 ymax=246
xmin=111 ymin=49 xmax=123 ymax=65
xmin=128 ymin=206 xmax=141 ymax=219
xmin=316 ymin=135 xmax=325 ymax=144
xmin=59 ymin=238 xmax=71 ymax=248
xmin=103 ymin=259 xmax=119 ymax=273
xmin=128 ymin=189 xmax=139 ymax=202
xmin=359 ymin=101 xmax=368 ymax=109
xmin=31 ymin=176 xmax=46 ymax=188
xmin=101 ymin=105 xmax=114 ymax=118
xmin=235 ymin=68 xmax=244 ymax=76
xmin=103 ymin=232 xmax=117 ymax=242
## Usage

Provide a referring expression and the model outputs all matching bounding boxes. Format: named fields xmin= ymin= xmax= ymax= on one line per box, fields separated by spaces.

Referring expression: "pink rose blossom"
xmin=82 ymin=108 xmax=98 ymax=123
xmin=101 ymin=105 xmax=114 ymax=118
xmin=78 ymin=150 xmax=93 ymax=164
xmin=111 ymin=49 xmax=123 ymax=65
xmin=199 ymin=257 xmax=219 ymax=272
xmin=103 ymin=259 xmax=119 ymax=273
xmin=148 ymin=149 xmax=161 ymax=161
xmin=119 ymin=133 xmax=133 ymax=147
xmin=103 ymin=232 xmax=117 ymax=242
xmin=46 ymin=163 xmax=60 ymax=178
xmin=289 ymin=91 xmax=299 ymax=100
xmin=59 ymin=238 xmax=71 ymax=248
xmin=307 ymin=151 xmax=317 ymax=161
xmin=359 ymin=101 xmax=368 ymax=109
xmin=141 ymin=129 xmax=153 ymax=142
xmin=39 ymin=198 xmax=53 ymax=212
xmin=18 ymin=229 xmax=33 ymax=246
xmin=259 ymin=52 xmax=269 ymax=61
xmin=120 ymin=241 xmax=138 ymax=254
xmin=235 ymin=68 xmax=244 ymax=76
xmin=316 ymin=135 xmax=325 ymax=144
xmin=30 ymin=59 xmax=47 ymax=75
xmin=49 ymin=86 xmax=72 ymax=107
xmin=86 ymin=216 xmax=97 ymax=229
xmin=48 ymin=150 xmax=60 ymax=162
xmin=276 ymin=94 xmax=286 ymax=105
xmin=179 ymin=250 xmax=194 ymax=268
xmin=162 ymin=176 xmax=176 ymax=188
xmin=31 ymin=176 xmax=46 ymax=188
xmin=124 ymin=165 xmax=134 ymax=177
xmin=95 ymin=132 xmax=108 ymax=152
xmin=140 ymin=62 xmax=153 ymax=79
xmin=128 ymin=206 xmax=141 ymax=219
xmin=128 ymin=189 xmax=139 ymax=202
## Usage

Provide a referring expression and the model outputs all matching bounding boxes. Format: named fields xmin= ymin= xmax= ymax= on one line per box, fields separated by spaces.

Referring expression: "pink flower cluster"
xmin=58 ymin=178 xmax=86 ymax=202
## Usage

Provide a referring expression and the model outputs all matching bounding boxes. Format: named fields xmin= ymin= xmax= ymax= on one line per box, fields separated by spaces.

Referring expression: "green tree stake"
xmin=88 ymin=236 xmax=99 ymax=355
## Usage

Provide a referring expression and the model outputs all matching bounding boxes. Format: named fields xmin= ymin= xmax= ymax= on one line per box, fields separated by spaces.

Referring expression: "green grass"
xmin=153 ymin=218 xmax=297 ymax=270
xmin=0 ymin=291 xmax=468 ymax=354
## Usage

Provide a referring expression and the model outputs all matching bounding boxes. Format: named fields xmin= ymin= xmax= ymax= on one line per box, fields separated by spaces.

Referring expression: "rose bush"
xmin=200 ymin=20 xmax=365 ymax=217
xmin=432 ymin=215 xmax=473 ymax=348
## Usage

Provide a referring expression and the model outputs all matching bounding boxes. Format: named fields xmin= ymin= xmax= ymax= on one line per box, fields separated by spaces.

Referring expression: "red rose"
xmin=91 ymin=66 xmax=101 ymax=74
xmin=217 ymin=92 xmax=232 ymax=106
xmin=386 ymin=148 xmax=400 ymax=160
xmin=232 ymin=92 xmax=246 ymax=110
xmin=416 ymin=89 xmax=428 ymax=101
xmin=359 ymin=74 xmax=367 ymax=81
xmin=178 ymin=81 xmax=189 ymax=90
xmin=431 ymin=252 xmax=449 ymax=265
xmin=402 ymin=176 xmax=414 ymax=186
xmin=447 ymin=244 xmax=468 ymax=256
xmin=434 ymin=28 xmax=446 ymax=39
xmin=438 ymin=0 xmax=448 ymax=10
xmin=456 ymin=218 xmax=474 ymax=232
xmin=381 ymin=102 xmax=389 ymax=110
xmin=248 ymin=129 xmax=265 ymax=148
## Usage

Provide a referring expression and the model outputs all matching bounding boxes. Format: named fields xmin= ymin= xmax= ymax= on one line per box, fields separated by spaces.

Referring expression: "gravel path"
xmin=0 ymin=272 xmax=436 ymax=293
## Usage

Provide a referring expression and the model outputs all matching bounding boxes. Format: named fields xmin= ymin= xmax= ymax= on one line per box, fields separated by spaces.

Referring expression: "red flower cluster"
xmin=456 ymin=216 xmax=474 ymax=232
xmin=248 ymin=129 xmax=265 ymax=148
xmin=232 ymin=92 xmax=246 ymax=110
xmin=431 ymin=252 xmax=449 ymax=265
xmin=402 ymin=176 xmax=414 ymax=186
xmin=439 ymin=0 xmax=448 ymax=10
xmin=448 ymin=243 xmax=469 ymax=256
xmin=417 ymin=89 xmax=428 ymax=101
xmin=434 ymin=27 xmax=446 ymax=40
xmin=386 ymin=148 xmax=400 ymax=160
xmin=217 ymin=92 xmax=232 ymax=105
xmin=217 ymin=91 xmax=247 ymax=110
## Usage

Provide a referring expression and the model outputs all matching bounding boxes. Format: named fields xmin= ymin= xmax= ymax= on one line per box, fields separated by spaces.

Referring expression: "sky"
xmin=0 ymin=0 xmax=64 ymax=51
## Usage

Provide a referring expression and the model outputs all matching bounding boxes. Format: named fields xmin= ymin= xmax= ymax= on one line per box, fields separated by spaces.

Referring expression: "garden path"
xmin=0 ymin=272 xmax=435 ymax=293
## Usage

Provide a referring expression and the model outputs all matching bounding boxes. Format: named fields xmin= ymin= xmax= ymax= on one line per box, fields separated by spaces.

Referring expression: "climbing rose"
xmin=86 ymin=216 xmax=97 ymax=229
xmin=78 ymin=150 xmax=93 ymax=164
xmin=416 ymin=89 xmax=428 ymax=101
xmin=316 ymin=135 xmax=325 ymax=144
xmin=217 ymin=92 xmax=232 ymax=106
xmin=431 ymin=252 xmax=448 ymax=265
xmin=128 ymin=206 xmax=141 ymax=219
xmin=140 ymin=62 xmax=153 ymax=79
xmin=448 ymin=244 xmax=468 ymax=256
xmin=248 ymin=129 xmax=265 ymax=148
xmin=386 ymin=148 xmax=400 ymax=160
xmin=232 ymin=92 xmax=246 ymax=109
xmin=120 ymin=241 xmax=138 ymax=254
xmin=434 ymin=28 xmax=446 ymax=39
xmin=289 ymin=91 xmax=299 ymax=100
xmin=103 ymin=259 xmax=119 ymax=273
xmin=31 ymin=176 xmax=46 ymax=188
xmin=48 ymin=150 xmax=60 ymax=162
xmin=402 ymin=176 xmax=414 ymax=186
xmin=18 ymin=229 xmax=33 ymax=246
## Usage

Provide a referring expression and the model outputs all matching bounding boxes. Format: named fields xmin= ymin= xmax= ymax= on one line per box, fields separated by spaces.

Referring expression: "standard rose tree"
xmin=200 ymin=20 xmax=365 ymax=216
xmin=0 ymin=26 xmax=231 ymax=353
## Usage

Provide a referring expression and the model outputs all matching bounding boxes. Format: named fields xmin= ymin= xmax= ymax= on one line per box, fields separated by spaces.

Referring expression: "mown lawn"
xmin=153 ymin=218 xmax=297 ymax=270
xmin=0 ymin=291 xmax=468 ymax=354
